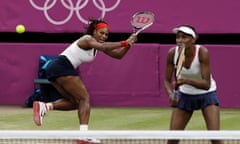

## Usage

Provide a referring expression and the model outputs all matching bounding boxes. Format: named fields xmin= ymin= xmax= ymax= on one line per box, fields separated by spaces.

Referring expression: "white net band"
xmin=0 ymin=130 xmax=240 ymax=139
xmin=0 ymin=130 xmax=239 ymax=144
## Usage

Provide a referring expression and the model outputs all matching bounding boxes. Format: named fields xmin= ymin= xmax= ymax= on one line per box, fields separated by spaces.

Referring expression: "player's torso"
xmin=180 ymin=45 xmax=201 ymax=80
xmin=61 ymin=35 xmax=97 ymax=68
xmin=174 ymin=45 xmax=216 ymax=94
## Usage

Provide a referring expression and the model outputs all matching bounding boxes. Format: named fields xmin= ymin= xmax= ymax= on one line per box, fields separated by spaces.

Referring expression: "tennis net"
xmin=0 ymin=130 xmax=240 ymax=144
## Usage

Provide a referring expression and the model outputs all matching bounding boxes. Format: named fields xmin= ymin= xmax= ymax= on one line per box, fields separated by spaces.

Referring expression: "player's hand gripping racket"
xmin=131 ymin=11 xmax=155 ymax=35
xmin=174 ymin=44 xmax=186 ymax=99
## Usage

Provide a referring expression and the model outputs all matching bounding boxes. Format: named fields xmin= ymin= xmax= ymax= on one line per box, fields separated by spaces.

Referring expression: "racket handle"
xmin=135 ymin=22 xmax=153 ymax=35
xmin=173 ymin=90 xmax=179 ymax=100
xmin=135 ymin=29 xmax=143 ymax=35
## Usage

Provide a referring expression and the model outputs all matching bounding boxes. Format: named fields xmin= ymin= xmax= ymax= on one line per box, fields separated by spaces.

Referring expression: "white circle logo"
xmin=29 ymin=0 xmax=121 ymax=25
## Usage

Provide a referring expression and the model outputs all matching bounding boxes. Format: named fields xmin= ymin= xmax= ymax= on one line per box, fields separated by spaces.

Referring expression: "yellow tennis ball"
xmin=16 ymin=24 xmax=25 ymax=34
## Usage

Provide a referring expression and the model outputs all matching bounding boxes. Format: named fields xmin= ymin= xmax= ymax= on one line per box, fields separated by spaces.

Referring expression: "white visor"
xmin=173 ymin=26 xmax=196 ymax=38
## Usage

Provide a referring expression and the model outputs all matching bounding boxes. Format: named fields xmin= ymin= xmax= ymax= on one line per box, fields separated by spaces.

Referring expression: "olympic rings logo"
xmin=29 ymin=0 xmax=121 ymax=25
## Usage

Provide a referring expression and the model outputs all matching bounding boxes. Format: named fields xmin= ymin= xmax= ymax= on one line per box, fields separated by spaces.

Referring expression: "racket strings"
xmin=131 ymin=11 xmax=155 ymax=34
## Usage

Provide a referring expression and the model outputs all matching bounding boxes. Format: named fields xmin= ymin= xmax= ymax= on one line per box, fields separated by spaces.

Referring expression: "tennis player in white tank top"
xmin=33 ymin=18 xmax=137 ymax=135
xmin=164 ymin=25 xmax=223 ymax=144
xmin=60 ymin=35 xmax=97 ymax=69
xmin=174 ymin=44 xmax=217 ymax=95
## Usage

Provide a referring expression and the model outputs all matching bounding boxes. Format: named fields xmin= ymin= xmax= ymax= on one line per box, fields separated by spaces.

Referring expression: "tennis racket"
xmin=131 ymin=11 xmax=155 ymax=35
xmin=173 ymin=44 xmax=186 ymax=99
xmin=175 ymin=44 xmax=186 ymax=79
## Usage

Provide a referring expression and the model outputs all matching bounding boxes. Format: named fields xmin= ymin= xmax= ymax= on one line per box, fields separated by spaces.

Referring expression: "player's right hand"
xmin=169 ymin=91 xmax=179 ymax=107
xmin=126 ymin=33 xmax=137 ymax=46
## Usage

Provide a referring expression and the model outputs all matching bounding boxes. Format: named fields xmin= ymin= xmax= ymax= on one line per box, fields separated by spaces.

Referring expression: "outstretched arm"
xmin=103 ymin=46 xmax=131 ymax=59
xmin=78 ymin=34 xmax=137 ymax=56
xmin=103 ymin=33 xmax=137 ymax=59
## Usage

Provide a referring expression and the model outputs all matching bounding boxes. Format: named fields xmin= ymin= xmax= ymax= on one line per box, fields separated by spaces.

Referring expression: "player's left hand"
xmin=175 ymin=76 xmax=186 ymax=87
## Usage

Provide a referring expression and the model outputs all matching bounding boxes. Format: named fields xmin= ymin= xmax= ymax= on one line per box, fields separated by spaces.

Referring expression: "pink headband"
xmin=95 ymin=23 xmax=109 ymax=30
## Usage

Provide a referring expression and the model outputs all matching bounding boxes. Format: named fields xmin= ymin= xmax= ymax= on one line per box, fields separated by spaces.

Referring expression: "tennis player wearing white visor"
xmin=173 ymin=25 xmax=197 ymax=38
xmin=164 ymin=25 xmax=223 ymax=144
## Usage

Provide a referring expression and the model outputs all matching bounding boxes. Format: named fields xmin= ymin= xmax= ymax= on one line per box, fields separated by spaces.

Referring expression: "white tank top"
xmin=174 ymin=45 xmax=217 ymax=95
xmin=60 ymin=35 xmax=97 ymax=69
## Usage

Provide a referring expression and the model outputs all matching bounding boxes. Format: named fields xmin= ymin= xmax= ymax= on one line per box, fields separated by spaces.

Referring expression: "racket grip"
xmin=173 ymin=90 xmax=179 ymax=99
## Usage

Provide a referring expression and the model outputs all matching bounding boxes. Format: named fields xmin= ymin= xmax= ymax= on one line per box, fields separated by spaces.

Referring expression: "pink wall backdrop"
xmin=0 ymin=43 xmax=239 ymax=108
xmin=0 ymin=0 xmax=239 ymax=33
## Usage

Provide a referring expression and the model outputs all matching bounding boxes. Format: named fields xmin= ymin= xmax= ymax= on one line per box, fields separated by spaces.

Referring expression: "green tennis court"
xmin=0 ymin=106 xmax=239 ymax=130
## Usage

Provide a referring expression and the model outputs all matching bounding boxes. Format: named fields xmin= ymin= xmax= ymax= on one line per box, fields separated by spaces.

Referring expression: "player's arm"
xmin=78 ymin=34 xmax=136 ymax=54
xmin=103 ymin=47 xmax=130 ymax=59
xmin=177 ymin=46 xmax=211 ymax=90
xmin=78 ymin=36 xmax=122 ymax=51
xmin=164 ymin=47 xmax=175 ymax=97
xmin=103 ymin=34 xmax=137 ymax=59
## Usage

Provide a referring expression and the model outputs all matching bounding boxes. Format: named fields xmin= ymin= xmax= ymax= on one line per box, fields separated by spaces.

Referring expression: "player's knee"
xmin=76 ymin=95 xmax=90 ymax=103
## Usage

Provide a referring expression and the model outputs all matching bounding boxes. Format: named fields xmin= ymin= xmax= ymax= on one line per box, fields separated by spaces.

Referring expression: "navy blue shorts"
xmin=46 ymin=55 xmax=79 ymax=81
xmin=177 ymin=91 xmax=220 ymax=111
